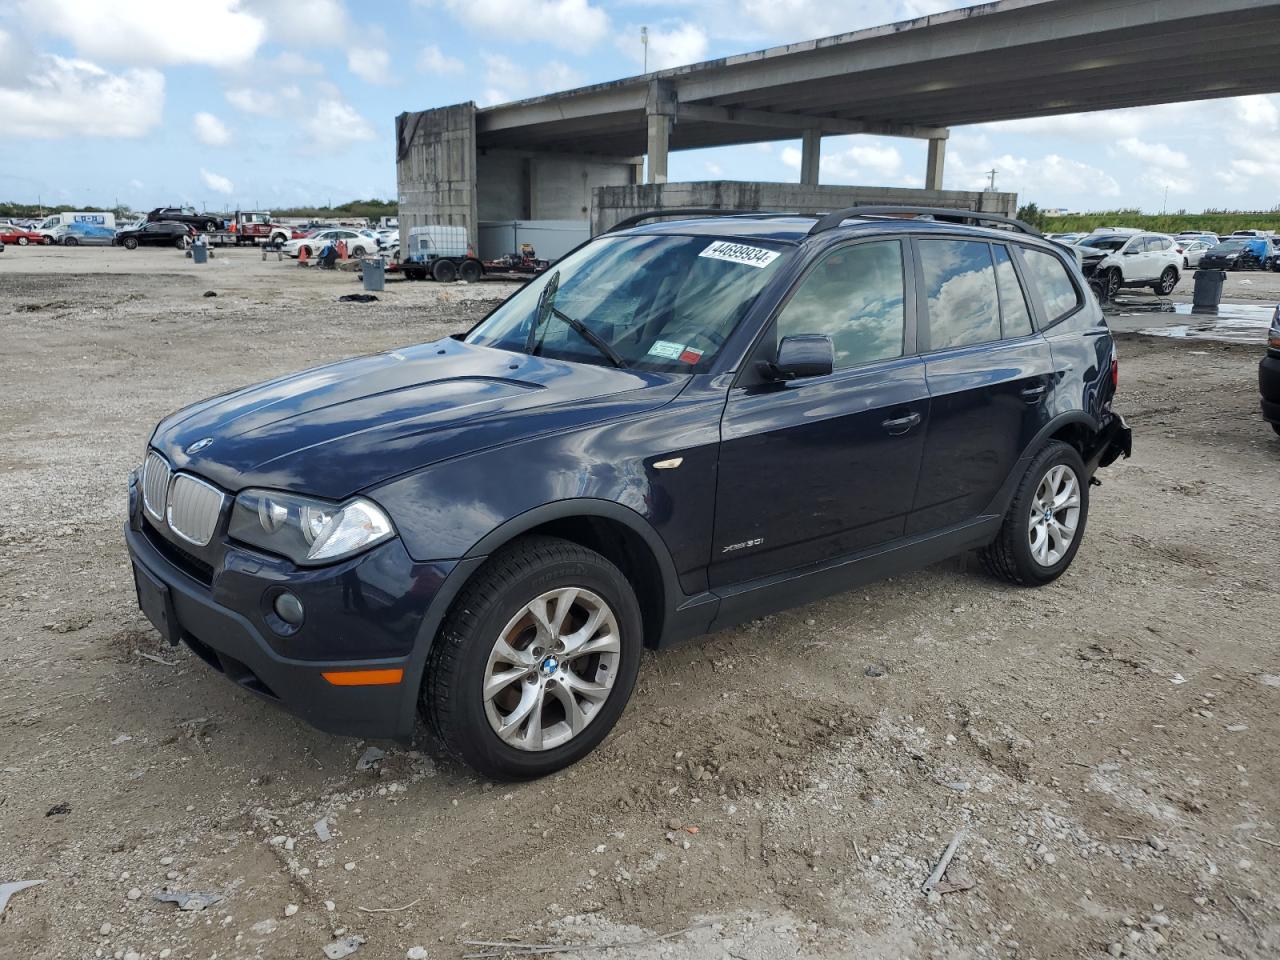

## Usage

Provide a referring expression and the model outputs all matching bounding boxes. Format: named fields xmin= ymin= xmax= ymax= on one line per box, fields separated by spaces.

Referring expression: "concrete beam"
xmin=925 ymin=137 xmax=946 ymax=191
xmin=646 ymin=80 xmax=677 ymax=185
xmin=800 ymin=130 xmax=821 ymax=186
xmin=676 ymin=102 xmax=948 ymax=140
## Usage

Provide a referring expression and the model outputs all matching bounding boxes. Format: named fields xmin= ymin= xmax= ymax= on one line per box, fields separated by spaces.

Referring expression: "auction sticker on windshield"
xmin=698 ymin=240 xmax=780 ymax=268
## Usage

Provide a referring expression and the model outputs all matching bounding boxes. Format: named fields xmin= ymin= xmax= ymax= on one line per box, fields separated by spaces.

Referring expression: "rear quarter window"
xmin=1020 ymin=247 xmax=1083 ymax=325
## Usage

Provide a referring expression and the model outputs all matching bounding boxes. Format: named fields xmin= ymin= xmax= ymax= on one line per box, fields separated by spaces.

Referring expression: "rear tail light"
xmin=1269 ymin=305 xmax=1280 ymax=349
xmin=1110 ymin=356 xmax=1119 ymax=390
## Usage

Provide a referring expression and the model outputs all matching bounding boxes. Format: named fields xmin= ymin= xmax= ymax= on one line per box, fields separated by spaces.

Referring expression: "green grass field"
xmin=1042 ymin=209 xmax=1279 ymax=235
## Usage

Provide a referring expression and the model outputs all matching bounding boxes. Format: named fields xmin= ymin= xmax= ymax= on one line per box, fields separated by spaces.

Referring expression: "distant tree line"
xmin=0 ymin=198 xmax=399 ymax=220
xmin=1037 ymin=207 xmax=1280 ymax=235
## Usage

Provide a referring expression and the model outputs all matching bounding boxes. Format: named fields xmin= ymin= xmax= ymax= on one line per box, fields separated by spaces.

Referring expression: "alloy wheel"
xmin=1027 ymin=464 xmax=1081 ymax=567
xmin=482 ymin=587 xmax=621 ymax=752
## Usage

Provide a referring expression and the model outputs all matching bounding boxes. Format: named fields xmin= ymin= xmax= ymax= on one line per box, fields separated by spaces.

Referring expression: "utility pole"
xmin=986 ymin=168 xmax=998 ymax=192
xmin=1162 ymin=184 xmax=1168 ymax=215
xmin=641 ymin=26 xmax=648 ymax=72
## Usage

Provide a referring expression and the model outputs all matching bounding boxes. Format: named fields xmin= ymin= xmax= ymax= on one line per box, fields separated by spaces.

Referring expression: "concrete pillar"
xmin=646 ymin=114 xmax=670 ymax=184
xmin=800 ymin=129 xmax=822 ymax=185
xmin=925 ymin=136 xmax=947 ymax=191
xmin=646 ymin=79 xmax=677 ymax=185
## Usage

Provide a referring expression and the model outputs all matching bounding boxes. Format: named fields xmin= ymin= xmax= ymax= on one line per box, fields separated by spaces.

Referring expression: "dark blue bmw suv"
xmin=126 ymin=206 xmax=1131 ymax=779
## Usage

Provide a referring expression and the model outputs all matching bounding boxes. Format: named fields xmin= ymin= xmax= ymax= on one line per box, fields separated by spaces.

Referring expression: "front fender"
xmin=368 ymin=388 xmax=725 ymax=597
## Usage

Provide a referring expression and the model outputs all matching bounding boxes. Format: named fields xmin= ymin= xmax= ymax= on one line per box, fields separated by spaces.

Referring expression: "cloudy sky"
xmin=1 ymin=0 xmax=1277 ymax=213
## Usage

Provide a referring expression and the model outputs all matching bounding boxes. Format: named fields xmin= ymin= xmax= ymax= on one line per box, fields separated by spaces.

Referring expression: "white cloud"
xmin=781 ymin=138 xmax=903 ymax=181
xmin=417 ymin=44 xmax=464 ymax=75
xmin=439 ymin=0 xmax=609 ymax=50
xmin=192 ymin=111 xmax=231 ymax=146
xmin=0 ymin=28 xmax=35 ymax=84
xmin=225 ymin=85 xmax=302 ymax=116
xmin=248 ymin=0 xmax=351 ymax=47
xmin=23 ymin=0 xmax=266 ymax=67
xmin=200 ymin=168 xmax=234 ymax=195
xmin=304 ymin=98 xmax=377 ymax=147
xmin=347 ymin=46 xmax=391 ymax=84
xmin=481 ymin=53 xmax=582 ymax=105
xmin=1234 ymin=94 xmax=1279 ymax=129
xmin=0 ymin=55 xmax=164 ymax=139
xmin=618 ymin=22 xmax=708 ymax=71
xmin=1115 ymin=138 xmax=1188 ymax=171
xmin=950 ymin=152 xmax=1121 ymax=200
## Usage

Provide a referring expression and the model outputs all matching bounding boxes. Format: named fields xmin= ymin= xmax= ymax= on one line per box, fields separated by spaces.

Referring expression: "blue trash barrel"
xmin=1191 ymin=269 xmax=1225 ymax=312
xmin=191 ymin=243 xmax=208 ymax=265
xmin=362 ymin=257 xmax=385 ymax=292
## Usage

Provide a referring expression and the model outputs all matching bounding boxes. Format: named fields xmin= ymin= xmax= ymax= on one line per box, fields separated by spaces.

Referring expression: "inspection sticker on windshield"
xmin=698 ymin=240 xmax=780 ymax=268
xmin=648 ymin=340 xmax=686 ymax=359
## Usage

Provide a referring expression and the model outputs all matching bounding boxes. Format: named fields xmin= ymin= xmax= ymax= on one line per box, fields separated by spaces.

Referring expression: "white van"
xmin=36 ymin=212 xmax=117 ymax=246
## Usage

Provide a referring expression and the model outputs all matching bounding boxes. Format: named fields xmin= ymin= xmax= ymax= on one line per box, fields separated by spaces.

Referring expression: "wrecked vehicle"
xmin=1261 ymin=304 xmax=1280 ymax=436
xmin=125 ymin=206 xmax=1132 ymax=779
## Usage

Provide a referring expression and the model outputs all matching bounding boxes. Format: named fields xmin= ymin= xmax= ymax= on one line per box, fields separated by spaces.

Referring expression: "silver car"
xmin=1178 ymin=238 xmax=1213 ymax=269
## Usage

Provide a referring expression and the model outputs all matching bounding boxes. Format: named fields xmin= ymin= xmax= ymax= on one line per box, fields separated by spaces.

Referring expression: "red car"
xmin=0 ymin=227 xmax=47 ymax=246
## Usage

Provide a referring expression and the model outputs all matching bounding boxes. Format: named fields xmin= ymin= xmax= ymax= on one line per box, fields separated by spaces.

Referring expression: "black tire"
xmin=123 ymin=236 xmax=138 ymax=250
xmin=1272 ymin=423 xmax=1280 ymax=437
xmin=459 ymin=258 xmax=483 ymax=283
xmin=432 ymin=258 xmax=457 ymax=283
xmin=405 ymin=267 xmax=426 ymax=281
xmin=63 ymin=236 xmax=79 ymax=247
xmin=351 ymin=245 xmax=366 ymax=258
xmin=980 ymin=441 xmax=1090 ymax=587
xmin=203 ymin=220 xmax=218 ymax=232
xmin=175 ymin=236 xmax=188 ymax=249
xmin=1154 ymin=266 xmax=1178 ymax=296
xmin=423 ymin=535 xmax=643 ymax=780
xmin=1104 ymin=268 xmax=1121 ymax=300
xmin=17 ymin=236 xmax=29 ymax=246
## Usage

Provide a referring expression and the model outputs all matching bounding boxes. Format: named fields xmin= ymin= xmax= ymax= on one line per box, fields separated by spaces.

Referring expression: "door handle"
xmin=881 ymin=412 xmax=922 ymax=435
xmin=1020 ymin=384 xmax=1048 ymax=402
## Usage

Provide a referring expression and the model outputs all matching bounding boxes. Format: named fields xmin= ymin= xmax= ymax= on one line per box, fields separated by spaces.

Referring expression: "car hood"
xmin=150 ymin=337 xmax=687 ymax=500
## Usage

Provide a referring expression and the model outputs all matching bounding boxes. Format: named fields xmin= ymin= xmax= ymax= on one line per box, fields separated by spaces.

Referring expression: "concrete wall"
xmin=395 ymin=103 xmax=478 ymax=250
xmin=477 ymin=149 xmax=638 ymax=223
xmin=590 ymin=181 xmax=1018 ymax=235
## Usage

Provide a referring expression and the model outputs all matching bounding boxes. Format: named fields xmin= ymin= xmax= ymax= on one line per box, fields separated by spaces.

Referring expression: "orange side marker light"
xmin=322 ymin=668 xmax=404 ymax=686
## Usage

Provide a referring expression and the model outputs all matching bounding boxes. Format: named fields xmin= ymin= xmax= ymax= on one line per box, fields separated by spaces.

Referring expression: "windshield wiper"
xmin=548 ymin=306 xmax=628 ymax=368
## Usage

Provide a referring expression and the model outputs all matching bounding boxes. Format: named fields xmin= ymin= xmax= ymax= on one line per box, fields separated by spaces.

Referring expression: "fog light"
xmin=273 ymin=592 xmax=304 ymax=626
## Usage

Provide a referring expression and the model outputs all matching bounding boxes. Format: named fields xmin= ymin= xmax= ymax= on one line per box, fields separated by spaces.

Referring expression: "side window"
xmin=1021 ymin=248 xmax=1082 ymax=324
xmin=775 ymin=240 xmax=905 ymax=370
xmin=992 ymin=245 xmax=1034 ymax=338
xmin=918 ymin=239 xmax=1001 ymax=350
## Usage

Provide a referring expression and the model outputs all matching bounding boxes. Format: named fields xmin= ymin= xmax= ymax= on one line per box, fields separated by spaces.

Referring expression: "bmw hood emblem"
xmin=186 ymin=437 xmax=214 ymax=455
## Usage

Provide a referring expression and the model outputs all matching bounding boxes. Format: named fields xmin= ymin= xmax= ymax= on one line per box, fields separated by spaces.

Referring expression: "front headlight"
xmin=228 ymin=489 xmax=394 ymax=565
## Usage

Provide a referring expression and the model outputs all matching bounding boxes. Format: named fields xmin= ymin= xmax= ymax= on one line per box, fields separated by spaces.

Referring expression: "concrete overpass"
xmin=474 ymin=0 xmax=1280 ymax=187
xmin=396 ymin=0 xmax=1280 ymax=247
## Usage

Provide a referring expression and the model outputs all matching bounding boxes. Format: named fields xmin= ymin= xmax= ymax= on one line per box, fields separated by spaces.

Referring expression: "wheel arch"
xmin=464 ymin=499 xmax=677 ymax=650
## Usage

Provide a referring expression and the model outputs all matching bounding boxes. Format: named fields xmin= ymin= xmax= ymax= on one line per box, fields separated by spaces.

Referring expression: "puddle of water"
xmin=1115 ymin=302 xmax=1277 ymax=344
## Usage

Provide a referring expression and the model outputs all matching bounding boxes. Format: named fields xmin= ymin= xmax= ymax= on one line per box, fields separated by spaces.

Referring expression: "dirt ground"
xmin=1 ymin=245 xmax=1278 ymax=960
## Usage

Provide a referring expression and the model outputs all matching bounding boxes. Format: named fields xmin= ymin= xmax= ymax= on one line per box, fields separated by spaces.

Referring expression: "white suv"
xmin=1075 ymin=232 xmax=1181 ymax=298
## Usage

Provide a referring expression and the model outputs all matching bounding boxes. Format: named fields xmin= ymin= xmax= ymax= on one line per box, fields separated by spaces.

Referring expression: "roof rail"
xmin=605 ymin=208 xmax=787 ymax=233
xmin=807 ymin=205 xmax=1040 ymax=237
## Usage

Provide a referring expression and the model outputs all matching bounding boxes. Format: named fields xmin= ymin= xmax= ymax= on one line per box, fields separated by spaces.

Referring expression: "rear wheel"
xmin=203 ymin=220 xmax=218 ymax=232
xmin=1154 ymin=266 xmax=1178 ymax=295
xmin=981 ymin=441 xmax=1089 ymax=586
xmin=432 ymin=258 xmax=457 ymax=282
xmin=175 ymin=236 xmax=189 ymax=249
xmin=459 ymin=258 xmax=483 ymax=283
xmin=63 ymin=236 xmax=79 ymax=247
xmin=423 ymin=536 xmax=642 ymax=780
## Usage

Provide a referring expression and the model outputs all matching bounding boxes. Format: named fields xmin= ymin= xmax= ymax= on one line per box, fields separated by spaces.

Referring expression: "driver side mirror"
xmin=762 ymin=335 xmax=834 ymax=381
xmin=1123 ymin=247 xmax=1140 ymax=255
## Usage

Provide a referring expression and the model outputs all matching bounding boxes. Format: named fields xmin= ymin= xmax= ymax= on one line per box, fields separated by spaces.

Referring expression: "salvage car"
xmin=1261 ymin=305 xmax=1280 ymax=436
xmin=1199 ymin=238 xmax=1273 ymax=271
xmin=146 ymin=206 xmax=222 ymax=233
xmin=0 ymin=226 xmax=48 ymax=245
xmin=125 ymin=206 xmax=1132 ymax=779
xmin=114 ymin=221 xmax=196 ymax=249
xmin=1075 ymin=232 xmax=1181 ymax=297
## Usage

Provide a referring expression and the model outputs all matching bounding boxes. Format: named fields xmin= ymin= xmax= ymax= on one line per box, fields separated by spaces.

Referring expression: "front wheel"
xmin=980 ymin=441 xmax=1089 ymax=586
xmin=1154 ymin=266 xmax=1178 ymax=296
xmin=123 ymin=237 xmax=138 ymax=250
xmin=1104 ymin=268 xmax=1121 ymax=300
xmin=17 ymin=236 xmax=29 ymax=246
xmin=423 ymin=536 xmax=643 ymax=780
xmin=203 ymin=220 xmax=218 ymax=232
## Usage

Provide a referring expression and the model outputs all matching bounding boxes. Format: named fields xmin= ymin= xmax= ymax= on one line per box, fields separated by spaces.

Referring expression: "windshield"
xmin=1077 ymin=235 xmax=1127 ymax=251
xmin=1212 ymin=241 xmax=1247 ymax=252
xmin=466 ymin=234 xmax=789 ymax=372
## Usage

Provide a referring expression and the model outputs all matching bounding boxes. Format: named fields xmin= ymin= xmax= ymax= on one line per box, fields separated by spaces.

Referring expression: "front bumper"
xmin=1260 ymin=353 xmax=1280 ymax=424
xmin=124 ymin=476 xmax=466 ymax=740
